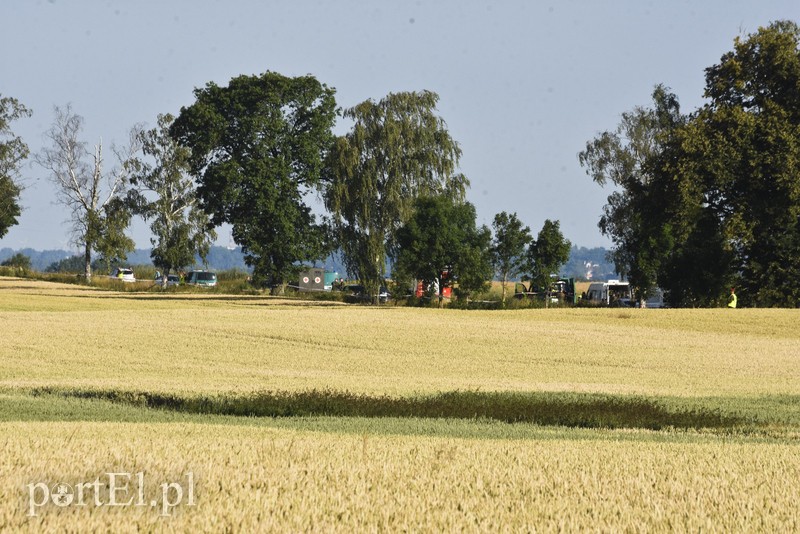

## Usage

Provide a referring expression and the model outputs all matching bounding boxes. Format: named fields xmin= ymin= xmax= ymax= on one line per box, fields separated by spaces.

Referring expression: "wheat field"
xmin=1 ymin=277 xmax=799 ymax=532
xmin=1 ymin=278 xmax=798 ymax=397
xmin=2 ymin=419 xmax=798 ymax=532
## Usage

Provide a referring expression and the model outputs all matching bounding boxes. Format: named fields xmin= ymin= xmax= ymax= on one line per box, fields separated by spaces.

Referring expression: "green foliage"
xmin=0 ymin=252 xmax=31 ymax=276
xmin=581 ymin=21 xmax=800 ymax=307
xmin=128 ymin=114 xmax=216 ymax=279
xmin=655 ymin=21 xmax=800 ymax=307
xmin=701 ymin=22 xmax=800 ymax=306
xmin=0 ymin=96 xmax=32 ymax=239
xmin=393 ymin=195 xmax=492 ymax=301
xmin=92 ymin=197 xmax=135 ymax=274
xmin=579 ymin=84 xmax=683 ymax=300
xmin=527 ymin=219 xmax=571 ymax=292
xmin=45 ymin=255 xmax=92 ymax=273
xmin=170 ymin=72 xmax=337 ymax=294
xmin=0 ymin=252 xmax=30 ymax=269
xmin=324 ymin=91 xmax=468 ymax=300
xmin=491 ymin=211 xmax=532 ymax=304
xmin=0 ymin=175 xmax=21 ymax=238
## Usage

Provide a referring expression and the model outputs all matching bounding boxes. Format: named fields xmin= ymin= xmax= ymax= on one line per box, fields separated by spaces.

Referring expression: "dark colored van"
xmin=186 ymin=270 xmax=217 ymax=287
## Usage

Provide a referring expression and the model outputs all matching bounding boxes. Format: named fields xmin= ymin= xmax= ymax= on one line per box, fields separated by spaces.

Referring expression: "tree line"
xmin=4 ymin=20 xmax=799 ymax=306
xmin=1 ymin=78 xmax=568 ymax=300
xmin=579 ymin=20 xmax=800 ymax=307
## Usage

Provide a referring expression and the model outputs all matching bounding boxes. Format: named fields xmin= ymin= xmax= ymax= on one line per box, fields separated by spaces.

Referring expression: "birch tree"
xmin=36 ymin=105 xmax=141 ymax=280
xmin=324 ymin=91 xmax=468 ymax=301
xmin=128 ymin=113 xmax=215 ymax=284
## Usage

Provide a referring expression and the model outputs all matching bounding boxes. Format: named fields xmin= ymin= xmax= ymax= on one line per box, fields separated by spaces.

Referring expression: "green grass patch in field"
xmin=25 ymin=387 xmax=772 ymax=432
xmin=3 ymin=393 xmax=796 ymax=444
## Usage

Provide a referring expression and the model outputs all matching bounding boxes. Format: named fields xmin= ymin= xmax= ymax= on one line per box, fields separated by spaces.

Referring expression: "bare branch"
xmin=35 ymin=105 xmax=138 ymax=279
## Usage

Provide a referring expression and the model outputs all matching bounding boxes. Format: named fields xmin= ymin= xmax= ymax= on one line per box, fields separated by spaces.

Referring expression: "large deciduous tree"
xmin=36 ymin=105 xmax=140 ymax=280
xmin=491 ymin=211 xmax=532 ymax=305
xmin=581 ymin=21 xmax=800 ymax=307
xmin=0 ymin=96 xmax=32 ymax=239
xmin=578 ymin=84 xmax=684 ymax=301
xmin=170 ymin=72 xmax=337 ymax=293
xmin=679 ymin=20 xmax=800 ymax=306
xmin=393 ymin=195 xmax=492 ymax=303
xmin=324 ymin=91 xmax=468 ymax=301
xmin=128 ymin=114 xmax=215 ymax=284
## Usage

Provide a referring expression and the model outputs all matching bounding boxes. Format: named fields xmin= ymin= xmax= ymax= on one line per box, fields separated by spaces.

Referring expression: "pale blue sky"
xmin=2 ymin=0 xmax=799 ymax=252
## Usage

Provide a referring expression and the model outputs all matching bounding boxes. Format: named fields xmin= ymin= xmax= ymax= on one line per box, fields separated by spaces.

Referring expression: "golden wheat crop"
xmin=0 ymin=420 xmax=797 ymax=532
xmin=2 ymin=278 xmax=799 ymax=531
xmin=1 ymin=278 xmax=798 ymax=397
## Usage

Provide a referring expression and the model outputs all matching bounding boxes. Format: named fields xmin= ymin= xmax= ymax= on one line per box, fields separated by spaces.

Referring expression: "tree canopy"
xmin=129 ymin=113 xmax=215 ymax=280
xmin=324 ymin=91 xmax=468 ymax=300
xmin=0 ymin=252 xmax=31 ymax=270
xmin=527 ymin=219 xmax=571 ymax=293
xmin=0 ymin=96 xmax=32 ymax=239
xmin=393 ymin=195 xmax=492 ymax=301
xmin=170 ymin=72 xmax=337 ymax=292
xmin=581 ymin=20 xmax=800 ymax=307
xmin=578 ymin=84 xmax=684 ymax=301
xmin=687 ymin=20 xmax=800 ymax=306
xmin=491 ymin=211 xmax=532 ymax=304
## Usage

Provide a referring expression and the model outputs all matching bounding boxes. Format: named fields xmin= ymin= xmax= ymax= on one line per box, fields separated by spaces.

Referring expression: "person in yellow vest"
xmin=727 ymin=287 xmax=737 ymax=308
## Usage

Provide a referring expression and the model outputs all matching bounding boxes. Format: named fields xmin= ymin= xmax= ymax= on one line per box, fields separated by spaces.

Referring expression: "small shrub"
xmin=216 ymin=268 xmax=250 ymax=282
xmin=0 ymin=253 xmax=32 ymax=277
xmin=1 ymin=252 xmax=31 ymax=270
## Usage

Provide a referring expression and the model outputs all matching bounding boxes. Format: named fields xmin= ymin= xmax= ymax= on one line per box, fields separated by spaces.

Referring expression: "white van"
xmin=585 ymin=280 xmax=633 ymax=306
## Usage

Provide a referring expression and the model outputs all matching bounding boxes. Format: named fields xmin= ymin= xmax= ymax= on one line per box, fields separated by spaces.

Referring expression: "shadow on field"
xmin=32 ymin=292 xmax=350 ymax=307
xmin=28 ymin=388 xmax=747 ymax=431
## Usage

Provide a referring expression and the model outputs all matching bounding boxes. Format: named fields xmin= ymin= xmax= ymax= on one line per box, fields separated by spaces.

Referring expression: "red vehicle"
xmin=415 ymin=270 xmax=453 ymax=298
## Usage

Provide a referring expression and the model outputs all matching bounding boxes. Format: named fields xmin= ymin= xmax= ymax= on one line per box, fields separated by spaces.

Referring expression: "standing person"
xmin=727 ymin=287 xmax=737 ymax=308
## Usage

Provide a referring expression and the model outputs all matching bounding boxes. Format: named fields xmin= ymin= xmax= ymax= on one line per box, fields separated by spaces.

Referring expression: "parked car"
xmin=154 ymin=273 xmax=181 ymax=287
xmin=186 ymin=270 xmax=217 ymax=287
xmin=110 ymin=267 xmax=136 ymax=282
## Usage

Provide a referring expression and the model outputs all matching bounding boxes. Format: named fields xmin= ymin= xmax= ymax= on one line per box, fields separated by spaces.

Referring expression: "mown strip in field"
xmin=27 ymin=387 xmax=762 ymax=431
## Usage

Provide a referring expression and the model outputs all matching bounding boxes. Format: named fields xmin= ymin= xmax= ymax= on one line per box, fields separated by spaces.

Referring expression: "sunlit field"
xmin=2 ymin=278 xmax=799 ymax=397
xmin=1 ymin=277 xmax=798 ymax=531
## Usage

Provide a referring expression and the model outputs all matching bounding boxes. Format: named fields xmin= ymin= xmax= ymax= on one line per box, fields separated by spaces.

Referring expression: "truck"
xmin=415 ymin=269 xmax=453 ymax=299
xmin=298 ymin=268 xmax=339 ymax=292
xmin=514 ymin=277 xmax=577 ymax=305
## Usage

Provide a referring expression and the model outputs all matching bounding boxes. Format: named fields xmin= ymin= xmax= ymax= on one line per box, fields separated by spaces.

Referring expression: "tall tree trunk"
xmin=271 ymin=282 xmax=286 ymax=296
xmin=83 ymin=242 xmax=92 ymax=281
